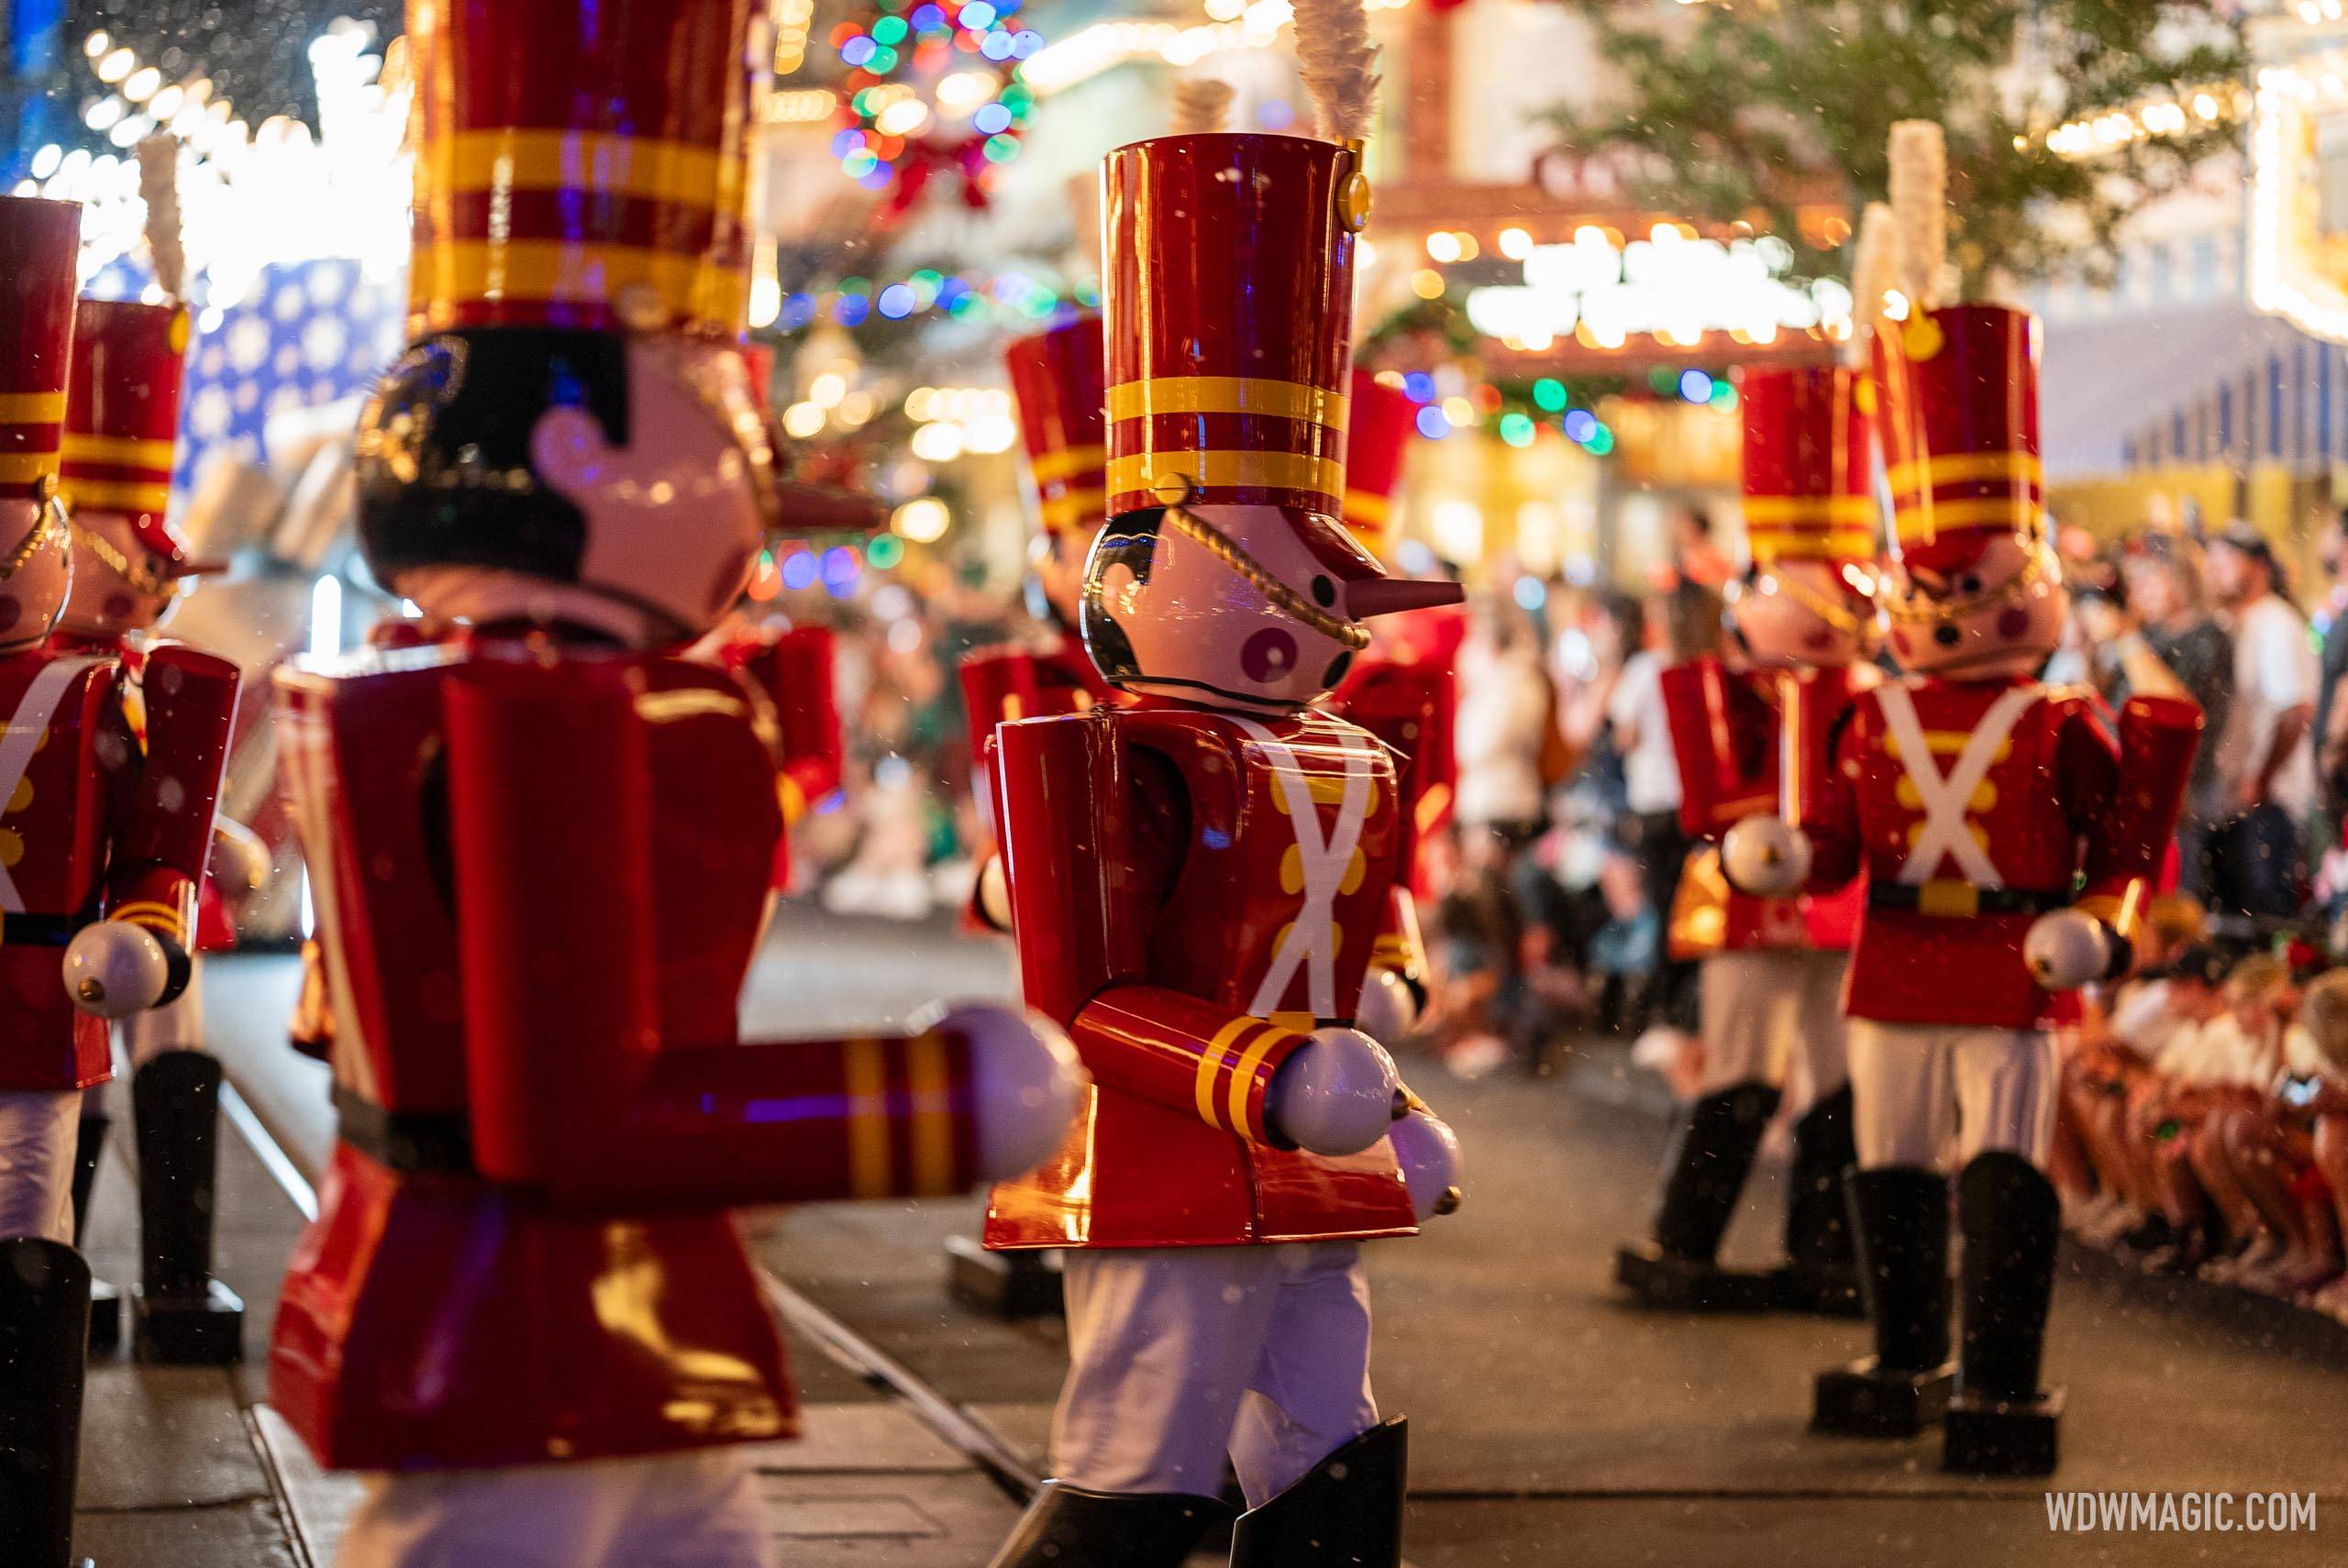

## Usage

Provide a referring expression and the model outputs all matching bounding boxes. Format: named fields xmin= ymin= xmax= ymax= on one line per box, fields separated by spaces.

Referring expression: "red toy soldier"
xmin=1616 ymin=359 xmax=1879 ymax=1317
xmin=267 ymin=5 xmax=1077 ymax=1564
xmin=0 ymin=195 xmax=240 ymax=1568
xmin=48 ymin=295 xmax=256 ymax=1364
xmin=1726 ymin=125 xmax=2199 ymax=1475
xmin=980 ymin=24 xmax=1468 ymax=1563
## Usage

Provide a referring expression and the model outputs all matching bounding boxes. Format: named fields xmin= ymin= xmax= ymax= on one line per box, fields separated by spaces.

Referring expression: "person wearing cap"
xmin=980 ymin=109 xmax=1464 ymax=1568
xmin=2205 ymin=523 xmax=2317 ymax=918
xmin=1725 ymin=123 xmax=2200 ymax=1477
xmin=0 ymin=195 xmax=240 ymax=1568
xmin=262 ymin=6 xmax=1080 ymax=1563
xmin=1615 ymin=362 xmax=1878 ymax=1319
xmin=44 ymin=295 xmax=259 ymax=1366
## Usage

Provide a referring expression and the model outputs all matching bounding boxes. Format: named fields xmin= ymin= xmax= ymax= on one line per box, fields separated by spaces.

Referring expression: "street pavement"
xmin=77 ymin=905 xmax=2348 ymax=1566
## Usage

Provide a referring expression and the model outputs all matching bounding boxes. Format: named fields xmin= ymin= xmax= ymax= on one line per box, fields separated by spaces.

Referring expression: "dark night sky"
xmin=61 ymin=0 xmax=401 ymax=125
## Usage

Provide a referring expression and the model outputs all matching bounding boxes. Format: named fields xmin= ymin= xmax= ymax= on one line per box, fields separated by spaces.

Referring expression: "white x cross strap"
xmin=1232 ymin=715 xmax=1373 ymax=1022
xmin=0 ymin=657 xmax=104 ymax=913
xmin=1873 ymin=681 xmax=2041 ymax=889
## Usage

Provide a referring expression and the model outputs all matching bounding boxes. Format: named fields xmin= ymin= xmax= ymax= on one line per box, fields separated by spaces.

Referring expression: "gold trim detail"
xmin=61 ymin=434 xmax=176 ymax=469
xmin=1028 ymin=444 xmax=1107 ymax=484
xmin=1106 ymin=449 xmax=1346 ymax=504
xmin=427 ymin=128 xmax=738 ymax=213
xmin=411 ymin=240 xmax=751 ymax=333
xmin=1193 ymin=1016 xmax=1264 ymax=1132
xmin=1883 ymin=451 xmax=2043 ymax=495
xmin=1106 ymin=376 xmax=1348 ymax=427
xmin=0 ymin=392 xmax=67 ymax=423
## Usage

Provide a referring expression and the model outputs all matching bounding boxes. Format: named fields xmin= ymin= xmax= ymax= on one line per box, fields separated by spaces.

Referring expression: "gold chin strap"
xmin=70 ymin=518 xmax=176 ymax=598
xmin=1755 ymin=565 xmax=1869 ymax=635
xmin=1162 ymin=504 xmax=1371 ymax=651
xmin=1879 ymin=543 xmax=2054 ymax=625
xmin=0 ymin=495 xmax=67 ymax=583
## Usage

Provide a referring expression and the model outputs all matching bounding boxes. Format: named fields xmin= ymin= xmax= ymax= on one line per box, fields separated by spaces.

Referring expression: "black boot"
xmin=1944 ymin=1152 xmax=2064 ymax=1476
xmin=985 ymin=1481 xmax=1227 ymax=1568
xmin=946 ymin=1237 xmax=1064 ymax=1319
xmin=1615 ymin=1082 xmax=1779 ymax=1310
xmin=0 ymin=1237 xmax=92 ymax=1567
xmin=1229 ymin=1418 xmax=1406 ymax=1568
xmin=69 ymin=1111 xmax=118 ymax=1356
xmin=1814 ymin=1165 xmax=1955 ymax=1436
xmin=130 ymin=1054 xmax=245 ymax=1364
xmin=1772 ymin=1088 xmax=1864 ymax=1317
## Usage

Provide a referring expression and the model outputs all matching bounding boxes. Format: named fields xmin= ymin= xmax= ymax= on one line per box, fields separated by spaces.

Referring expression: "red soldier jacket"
xmin=1800 ymin=676 xmax=2198 ymax=1029
xmin=1327 ymin=655 xmax=1453 ymax=988
xmin=1661 ymin=657 xmax=1864 ymax=957
xmin=271 ymin=636 xmax=999 ymax=1472
xmin=984 ymin=701 xmax=1418 ymax=1251
xmin=958 ymin=634 xmax=1113 ymax=734
xmin=0 ymin=640 xmax=235 ymax=1089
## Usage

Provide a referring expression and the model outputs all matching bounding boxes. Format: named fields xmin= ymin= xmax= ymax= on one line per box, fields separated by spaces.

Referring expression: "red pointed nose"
xmin=1346 ymin=577 xmax=1466 ymax=620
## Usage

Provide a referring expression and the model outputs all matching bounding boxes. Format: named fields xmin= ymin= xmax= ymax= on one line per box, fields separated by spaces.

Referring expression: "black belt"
xmin=1 ymin=911 xmax=95 ymax=946
xmin=333 ymin=1084 xmax=476 ymax=1174
xmin=1866 ymin=884 xmax=2067 ymax=917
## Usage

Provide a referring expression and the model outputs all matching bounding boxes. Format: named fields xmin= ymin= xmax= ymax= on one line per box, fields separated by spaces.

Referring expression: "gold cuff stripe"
xmin=904 ymin=1029 xmax=958 ymax=1196
xmin=1893 ymin=498 xmax=2043 ymax=536
xmin=0 ymin=453 xmax=61 ymax=484
xmin=1227 ymin=1022 xmax=1294 ymax=1137
xmin=1743 ymin=495 xmax=1877 ymax=524
xmin=1036 ymin=489 xmax=1107 ymax=531
xmin=1883 ymin=451 xmax=2043 ymax=495
xmin=1193 ymin=1016 xmax=1266 ymax=1132
xmin=58 ymin=478 xmax=171 ymax=514
xmin=842 ymin=1038 xmax=893 ymax=1198
xmin=1107 ymin=450 xmax=1345 ymax=503
xmin=426 ymin=128 xmax=742 ymax=215
xmin=0 ymin=392 xmax=67 ymax=423
xmin=411 ymin=240 xmax=751 ymax=333
xmin=61 ymin=434 xmax=176 ymax=469
xmin=1028 ymin=444 xmax=1106 ymax=484
xmin=1107 ymin=376 xmax=1348 ymax=427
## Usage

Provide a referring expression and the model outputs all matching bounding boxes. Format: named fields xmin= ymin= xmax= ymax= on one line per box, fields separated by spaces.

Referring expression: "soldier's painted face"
xmin=0 ymin=496 xmax=72 ymax=650
xmin=1731 ymin=558 xmax=1877 ymax=671
xmin=56 ymin=511 xmax=181 ymax=640
xmin=1085 ymin=504 xmax=1368 ymax=713
xmin=1880 ymin=533 xmax=2067 ymax=681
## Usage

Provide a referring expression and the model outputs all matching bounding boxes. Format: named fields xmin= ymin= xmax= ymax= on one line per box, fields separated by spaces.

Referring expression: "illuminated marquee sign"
xmin=1465 ymin=226 xmax=1854 ymax=351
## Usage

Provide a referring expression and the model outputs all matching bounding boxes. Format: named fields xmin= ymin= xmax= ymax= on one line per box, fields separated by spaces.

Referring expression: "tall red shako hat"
xmin=59 ymin=299 xmax=193 ymax=567
xmin=405 ymin=0 xmax=759 ymax=339
xmin=1342 ymin=370 xmax=1417 ymax=556
xmin=1738 ymin=363 xmax=1877 ymax=571
xmin=1004 ymin=314 xmax=1107 ymax=537
xmin=1872 ymin=305 xmax=2042 ymax=576
xmin=0 ymin=197 xmax=83 ymax=513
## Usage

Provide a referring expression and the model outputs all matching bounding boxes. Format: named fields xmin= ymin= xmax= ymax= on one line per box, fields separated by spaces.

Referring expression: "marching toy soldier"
xmin=946 ymin=313 xmax=1119 ymax=1320
xmin=1727 ymin=123 xmax=2199 ymax=1476
xmin=0 ymin=194 xmax=239 ymax=1568
xmin=1614 ymin=361 xmax=1877 ymax=1317
xmin=980 ymin=54 xmax=1468 ymax=1567
xmin=49 ymin=296 xmax=256 ymax=1364
xmin=267 ymin=5 xmax=1078 ymax=1563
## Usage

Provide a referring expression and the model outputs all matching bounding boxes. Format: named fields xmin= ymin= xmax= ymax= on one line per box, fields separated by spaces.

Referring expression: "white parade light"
xmin=29 ymin=145 xmax=61 ymax=179
xmin=84 ymin=98 xmax=123 ymax=130
xmin=96 ymin=48 xmax=135 ymax=83
xmin=84 ymin=31 xmax=110 ymax=58
xmin=892 ymin=497 xmax=951 ymax=543
xmin=123 ymin=66 xmax=162 ymax=103
xmin=782 ymin=401 xmax=826 ymax=438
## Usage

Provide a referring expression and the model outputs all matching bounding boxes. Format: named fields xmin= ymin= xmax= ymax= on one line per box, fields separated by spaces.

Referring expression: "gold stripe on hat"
xmin=428 ymin=128 xmax=743 ymax=215
xmin=1029 ymin=444 xmax=1107 ymax=484
xmin=1748 ymin=524 xmax=1878 ymax=561
xmin=412 ymin=239 xmax=752 ymax=332
xmin=1743 ymin=495 xmax=1877 ymax=525
xmin=0 ymin=392 xmax=67 ymax=424
xmin=58 ymin=477 xmax=171 ymax=513
xmin=1883 ymin=451 xmax=2043 ymax=497
xmin=1107 ymin=449 xmax=1346 ymax=504
xmin=1893 ymin=496 xmax=2042 ymax=537
xmin=61 ymin=434 xmax=177 ymax=469
xmin=1037 ymin=488 xmax=1106 ymax=531
xmin=1107 ymin=376 xmax=1349 ymax=427
xmin=0 ymin=453 xmax=61 ymax=485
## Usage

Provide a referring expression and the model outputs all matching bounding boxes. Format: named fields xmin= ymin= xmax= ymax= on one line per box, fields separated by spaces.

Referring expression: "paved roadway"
xmin=82 ymin=906 xmax=2348 ymax=1566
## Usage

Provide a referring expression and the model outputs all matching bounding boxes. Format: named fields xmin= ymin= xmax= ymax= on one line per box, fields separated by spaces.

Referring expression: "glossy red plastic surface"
xmin=1342 ymin=370 xmax=1416 ymax=551
xmin=0 ymin=196 xmax=80 ymax=502
xmin=1005 ymin=314 xmax=1108 ymax=535
xmin=1872 ymin=304 xmax=2042 ymax=572
xmin=59 ymin=299 xmax=188 ymax=526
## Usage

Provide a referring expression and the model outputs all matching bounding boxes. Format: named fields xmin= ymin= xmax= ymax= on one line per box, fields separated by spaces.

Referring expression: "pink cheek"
xmin=1240 ymin=627 xmax=1300 ymax=683
xmin=1997 ymin=606 xmax=2032 ymax=639
xmin=1803 ymin=627 xmax=1836 ymax=653
xmin=103 ymin=591 xmax=136 ymax=622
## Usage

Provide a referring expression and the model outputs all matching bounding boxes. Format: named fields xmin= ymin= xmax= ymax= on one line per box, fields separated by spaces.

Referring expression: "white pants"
xmin=1052 ymin=1243 xmax=1378 ymax=1508
xmin=1846 ymin=1020 xmax=2057 ymax=1171
xmin=0 ymin=1089 xmax=82 ymax=1243
xmin=336 ymin=1447 xmax=777 ymax=1568
xmin=1698 ymin=947 xmax=1850 ymax=1108
xmin=120 ymin=958 xmax=204 ymax=1066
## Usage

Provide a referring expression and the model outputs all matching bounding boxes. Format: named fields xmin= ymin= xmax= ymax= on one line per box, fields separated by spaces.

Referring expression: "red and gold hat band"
xmin=1886 ymin=450 xmax=2043 ymax=545
xmin=59 ymin=431 xmax=174 ymax=516
xmin=1744 ymin=494 xmax=1876 ymax=562
xmin=0 ymin=390 xmax=67 ymax=499
xmin=1027 ymin=441 xmax=1107 ymax=534
xmin=1106 ymin=373 xmax=1347 ymax=516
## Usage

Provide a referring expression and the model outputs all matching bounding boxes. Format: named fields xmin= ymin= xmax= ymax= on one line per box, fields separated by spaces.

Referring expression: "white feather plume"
xmin=1171 ymin=77 xmax=1235 ymax=136
xmin=138 ymin=136 xmax=186 ymax=303
xmin=1887 ymin=119 xmax=1946 ymax=313
xmin=1845 ymin=202 xmax=1896 ymax=364
xmin=1291 ymin=0 xmax=1380 ymax=144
